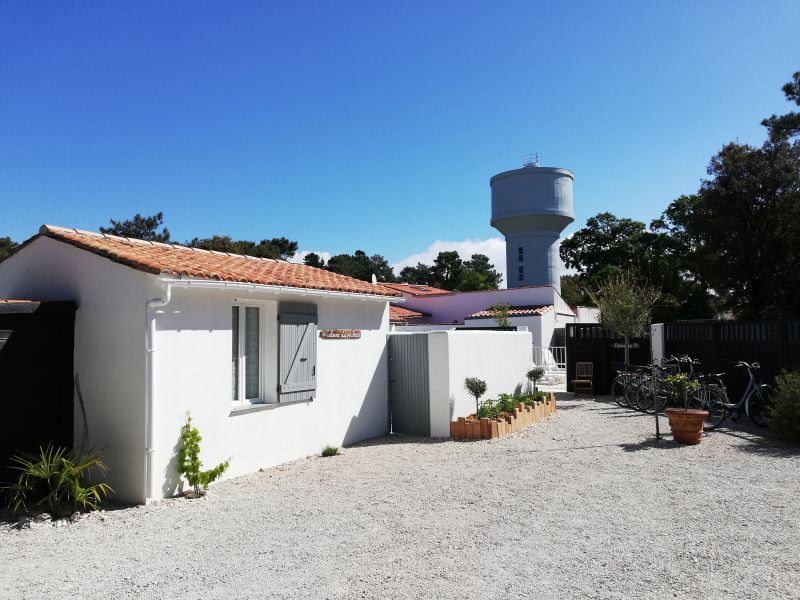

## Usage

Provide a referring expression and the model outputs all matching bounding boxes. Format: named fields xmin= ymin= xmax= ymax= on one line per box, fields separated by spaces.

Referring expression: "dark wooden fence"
xmin=565 ymin=324 xmax=650 ymax=394
xmin=664 ymin=320 xmax=800 ymax=395
xmin=0 ymin=301 xmax=75 ymax=484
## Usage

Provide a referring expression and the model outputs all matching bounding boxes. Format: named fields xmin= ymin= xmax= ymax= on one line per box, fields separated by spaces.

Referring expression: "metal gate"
xmin=388 ymin=334 xmax=430 ymax=436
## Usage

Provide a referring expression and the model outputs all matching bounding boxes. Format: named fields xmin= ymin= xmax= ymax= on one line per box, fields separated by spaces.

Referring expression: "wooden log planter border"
xmin=449 ymin=393 xmax=557 ymax=440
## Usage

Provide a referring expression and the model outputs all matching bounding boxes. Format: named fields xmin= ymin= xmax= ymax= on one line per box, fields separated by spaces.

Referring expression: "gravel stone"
xmin=1 ymin=396 xmax=798 ymax=599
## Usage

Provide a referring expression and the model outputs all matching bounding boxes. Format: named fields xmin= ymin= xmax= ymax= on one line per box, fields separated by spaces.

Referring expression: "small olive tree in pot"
xmin=464 ymin=377 xmax=487 ymax=418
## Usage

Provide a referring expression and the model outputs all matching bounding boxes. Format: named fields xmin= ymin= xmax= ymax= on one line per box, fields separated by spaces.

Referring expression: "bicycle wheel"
xmin=746 ymin=385 xmax=775 ymax=427
xmin=611 ymin=375 xmax=629 ymax=408
xmin=688 ymin=385 xmax=727 ymax=431
xmin=639 ymin=379 xmax=668 ymax=414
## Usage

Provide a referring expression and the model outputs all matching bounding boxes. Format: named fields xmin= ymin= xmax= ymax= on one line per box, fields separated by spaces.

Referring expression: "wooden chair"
xmin=572 ymin=362 xmax=594 ymax=396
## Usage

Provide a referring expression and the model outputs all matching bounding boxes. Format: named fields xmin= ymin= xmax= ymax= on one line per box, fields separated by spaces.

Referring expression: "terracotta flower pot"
xmin=665 ymin=408 xmax=708 ymax=445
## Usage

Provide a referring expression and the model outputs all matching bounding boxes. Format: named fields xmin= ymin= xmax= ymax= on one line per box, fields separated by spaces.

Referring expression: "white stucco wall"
xmin=575 ymin=306 xmax=600 ymax=323
xmin=426 ymin=330 xmax=533 ymax=437
xmin=150 ymin=284 xmax=391 ymax=501
xmin=0 ymin=237 xmax=149 ymax=502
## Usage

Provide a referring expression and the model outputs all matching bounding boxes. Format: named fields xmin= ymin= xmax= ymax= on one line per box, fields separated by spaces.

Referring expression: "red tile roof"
xmin=466 ymin=304 xmax=554 ymax=319
xmin=380 ymin=282 xmax=452 ymax=297
xmin=0 ymin=300 xmax=36 ymax=303
xmin=31 ymin=225 xmax=401 ymax=298
xmin=389 ymin=305 xmax=428 ymax=323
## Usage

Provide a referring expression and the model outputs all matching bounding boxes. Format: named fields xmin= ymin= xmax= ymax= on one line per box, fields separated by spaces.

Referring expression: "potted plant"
xmin=663 ymin=374 xmax=706 ymax=444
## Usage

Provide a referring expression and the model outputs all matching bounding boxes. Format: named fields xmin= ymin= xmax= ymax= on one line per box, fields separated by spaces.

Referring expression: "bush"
xmin=476 ymin=400 xmax=498 ymax=420
xmin=464 ymin=377 xmax=488 ymax=417
xmin=3 ymin=445 xmax=113 ymax=517
xmin=321 ymin=446 xmax=340 ymax=457
xmin=178 ymin=415 xmax=230 ymax=496
xmin=663 ymin=373 xmax=700 ymax=408
xmin=769 ymin=372 xmax=800 ymax=443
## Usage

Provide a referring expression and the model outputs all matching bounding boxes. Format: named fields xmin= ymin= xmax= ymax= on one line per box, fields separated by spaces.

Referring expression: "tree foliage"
xmin=100 ymin=212 xmax=171 ymax=242
xmin=762 ymin=71 xmax=800 ymax=141
xmin=326 ymin=250 xmax=396 ymax=282
xmin=399 ymin=251 xmax=501 ymax=291
xmin=0 ymin=236 xmax=18 ymax=262
xmin=588 ymin=272 xmax=660 ymax=366
xmin=186 ymin=235 xmax=298 ymax=260
xmin=303 ymin=252 xmax=326 ymax=269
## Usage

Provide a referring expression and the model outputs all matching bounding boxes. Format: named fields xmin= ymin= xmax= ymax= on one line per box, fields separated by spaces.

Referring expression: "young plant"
xmin=587 ymin=272 xmax=660 ymax=369
xmin=476 ymin=399 xmax=498 ymax=420
xmin=178 ymin=415 xmax=230 ymax=496
xmin=663 ymin=373 xmax=701 ymax=410
xmin=3 ymin=445 xmax=113 ymax=517
xmin=464 ymin=377 xmax=487 ymax=418
xmin=492 ymin=302 xmax=512 ymax=328
xmin=321 ymin=446 xmax=340 ymax=457
xmin=527 ymin=366 xmax=546 ymax=393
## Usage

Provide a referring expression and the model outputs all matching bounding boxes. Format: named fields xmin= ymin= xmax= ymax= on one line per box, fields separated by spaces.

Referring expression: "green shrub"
xmin=769 ymin=372 xmax=800 ymax=443
xmin=3 ymin=445 xmax=113 ymax=517
xmin=663 ymin=373 xmax=700 ymax=409
xmin=476 ymin=400 xmax=498 ymax=420
xmin=495 ymin=393 xmax=519 ymax=414
xmin=178 ymin=415 xmax=229 ymax=496
xmin=321 ymin=446 xmax=340 ymax=457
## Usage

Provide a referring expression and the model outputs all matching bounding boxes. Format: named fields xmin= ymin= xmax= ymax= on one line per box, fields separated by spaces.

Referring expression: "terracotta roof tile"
xmin=380 ymin=282 xmax=452 ymax=297
xmin=467 ymin=304 xmax=554 ymax=319
xmin=389 ymin=304 xmax=429 ymax=323
xmin=34 ymin=225 xmax=401 ymax=298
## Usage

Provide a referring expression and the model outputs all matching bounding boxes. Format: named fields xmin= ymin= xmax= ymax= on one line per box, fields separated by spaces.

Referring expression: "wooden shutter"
xmin=278 ymin=312 xmax=317 ymax=402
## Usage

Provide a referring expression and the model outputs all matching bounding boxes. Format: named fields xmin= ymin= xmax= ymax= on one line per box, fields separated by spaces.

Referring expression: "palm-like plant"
xmin=3 ymin=445 xmax=113 ymax=516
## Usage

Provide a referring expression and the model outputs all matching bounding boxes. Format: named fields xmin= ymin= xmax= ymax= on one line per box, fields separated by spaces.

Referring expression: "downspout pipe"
xmin=145 ymin=281 xmax=172 ymax=502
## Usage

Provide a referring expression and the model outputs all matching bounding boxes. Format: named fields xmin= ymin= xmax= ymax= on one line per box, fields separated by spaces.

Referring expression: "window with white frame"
xmin=231 ymin=305 xmax=262 ymax=404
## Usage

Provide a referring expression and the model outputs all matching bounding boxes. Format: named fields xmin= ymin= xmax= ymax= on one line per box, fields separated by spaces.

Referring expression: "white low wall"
xmin=426 ymin=330 xmax=533 ymax=437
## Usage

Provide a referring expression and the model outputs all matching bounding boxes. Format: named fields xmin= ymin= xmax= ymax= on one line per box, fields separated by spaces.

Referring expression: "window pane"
xmin=231 ymin=307 xmax=239 ymax=401
xmin=244 ymin=307 xmax=260 ymax=399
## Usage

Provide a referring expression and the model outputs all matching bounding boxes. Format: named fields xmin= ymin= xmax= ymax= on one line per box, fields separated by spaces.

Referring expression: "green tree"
xmin=399 ymin=262 xmax=433 ymax=285
xmin=588 ymin=272 xmax=660 ymax=368
xmin=0 ymin=236 xmax=18 ymax=262
xmin=430 ymin=251 xmax=464 ymax=291
xmin=326 ymin=250 xmax=396 ymax=282
xmin=463 ymin=253 xmax=502 ymax=289
xmin=762 ymin=71 xmax=800 ymax=141
xmin=100 ymin=212 xmax=171 ymax=242
xmin=303 ymin=252 xmax=326 ymax=269
xmin=559 ymin=274 xmax=590 ymax=307
xmin=560 ymin=212 xmax=713 ymax=321
xmin=186 ymin=235 xmax=298 ymax=260
xmin=660 ymin=140 xmax=800 ymax=319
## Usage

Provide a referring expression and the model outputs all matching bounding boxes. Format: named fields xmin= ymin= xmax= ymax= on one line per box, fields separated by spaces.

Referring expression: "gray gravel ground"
xmin=2 ymin=395 xmax=799 ymax=600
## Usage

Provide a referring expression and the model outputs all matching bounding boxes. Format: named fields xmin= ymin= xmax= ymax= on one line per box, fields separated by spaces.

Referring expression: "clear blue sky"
xmin=1 ymin=1 xmax=798 ymax=266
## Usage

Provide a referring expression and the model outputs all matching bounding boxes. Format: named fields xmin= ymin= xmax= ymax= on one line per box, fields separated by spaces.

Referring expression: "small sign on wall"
xmin=319 ymin=329 xmax=361 ymax=340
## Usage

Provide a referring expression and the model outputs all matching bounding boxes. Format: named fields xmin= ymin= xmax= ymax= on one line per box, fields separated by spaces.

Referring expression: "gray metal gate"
xmin=388 ymin=334 xmax=430 ymax=436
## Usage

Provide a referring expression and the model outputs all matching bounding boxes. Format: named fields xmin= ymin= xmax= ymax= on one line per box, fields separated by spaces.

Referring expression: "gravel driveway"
xmin=2 ymin=396 xmax=799 ymax=600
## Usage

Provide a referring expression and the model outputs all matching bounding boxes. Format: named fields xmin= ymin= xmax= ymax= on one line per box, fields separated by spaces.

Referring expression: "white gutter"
xmin=145 ymin=280 xmax=172 ymax=502
xmin=156 ymin=277 xmax=404 ymax=303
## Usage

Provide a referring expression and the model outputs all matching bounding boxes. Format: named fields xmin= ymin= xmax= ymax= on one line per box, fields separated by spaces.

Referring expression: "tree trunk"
xmin=624 ymin=335 xmax=630 ymax=371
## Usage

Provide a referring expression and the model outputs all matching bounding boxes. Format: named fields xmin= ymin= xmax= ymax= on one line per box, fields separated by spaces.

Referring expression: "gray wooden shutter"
xmin=278 ymin=313 xmax=317 ymax=402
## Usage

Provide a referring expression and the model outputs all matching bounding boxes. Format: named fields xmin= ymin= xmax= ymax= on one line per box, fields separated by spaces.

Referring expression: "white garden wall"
xmin=426 ymin=330 xmax=533 ymax=437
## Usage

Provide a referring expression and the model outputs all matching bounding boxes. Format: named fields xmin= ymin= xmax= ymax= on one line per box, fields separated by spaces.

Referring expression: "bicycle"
xmin=689 ymin=361 xmax=775 ymax=429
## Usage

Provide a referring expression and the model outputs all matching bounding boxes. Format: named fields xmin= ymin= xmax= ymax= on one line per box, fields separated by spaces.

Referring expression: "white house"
xmin=0 ymin=225 xmax=402 ymax=504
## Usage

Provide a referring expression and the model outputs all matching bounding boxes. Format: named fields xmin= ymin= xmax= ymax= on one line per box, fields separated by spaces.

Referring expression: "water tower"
xmin=490 ymin=155 xmax=574 ymax=292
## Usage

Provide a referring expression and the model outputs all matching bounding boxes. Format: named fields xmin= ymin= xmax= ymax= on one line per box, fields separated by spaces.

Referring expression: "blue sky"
xmin=1 ymin=1 xmax=798 ymax=278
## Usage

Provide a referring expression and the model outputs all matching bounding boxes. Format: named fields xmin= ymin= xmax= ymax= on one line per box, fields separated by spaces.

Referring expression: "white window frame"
xmin=231 ymin=303 xmax=266 ymax=407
